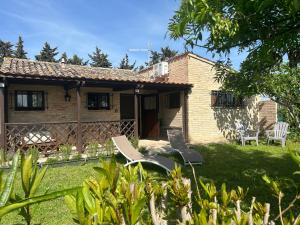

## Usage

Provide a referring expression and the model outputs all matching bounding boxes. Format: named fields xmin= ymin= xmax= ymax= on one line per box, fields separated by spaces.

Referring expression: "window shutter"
xmin=211 ymin=91 xmax=217 ymax=107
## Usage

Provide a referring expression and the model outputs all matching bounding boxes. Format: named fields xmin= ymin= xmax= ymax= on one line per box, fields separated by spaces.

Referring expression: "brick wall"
xmin=258 ymin=100 xmax=277 ymax=130
xmin=7 ymin=84 xmax=120 ymax=123
xmin=186 ymin=54 xmax=260 ymax=143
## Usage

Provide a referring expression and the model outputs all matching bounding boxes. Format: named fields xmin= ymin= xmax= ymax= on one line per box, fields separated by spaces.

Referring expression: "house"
xmin=0 ymin=53 xmax=276 ymax=154
xmin=138 ymin=52 xmax=277 ymax=143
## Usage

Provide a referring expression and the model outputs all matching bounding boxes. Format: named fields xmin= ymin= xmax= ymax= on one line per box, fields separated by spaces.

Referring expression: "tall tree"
xmin=35 ymin=42 xmax=59 ymax=62
xmin=160 ymin=47 xmax=177 ymax=61
xmin=169 ymin=0 xmax=300 ymax=126
xmin=0 ymin=40 xmax=14 ymax=63
xmin=68 ymin=54 xmax=88 ymax=65
xmin=119 ymin=54 xmax=136 ymax=69
xmin=14 ymin=36 xmax=27 ymax=59
xmin=148 ymin=51 xmax=161 ymax=66
xmin=88 ymin=47 xmax=112 ymax=68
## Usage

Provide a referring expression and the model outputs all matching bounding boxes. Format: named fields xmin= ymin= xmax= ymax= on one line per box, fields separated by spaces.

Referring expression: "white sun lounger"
xmin=167 ymin=129 xmax=203 ymax=165
xmin=112 ymin=135 xmax=175 ymax=173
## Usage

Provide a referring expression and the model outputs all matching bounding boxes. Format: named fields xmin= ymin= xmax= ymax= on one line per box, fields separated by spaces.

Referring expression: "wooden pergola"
xmin=0 ymin=76 xmax=191 ymax=153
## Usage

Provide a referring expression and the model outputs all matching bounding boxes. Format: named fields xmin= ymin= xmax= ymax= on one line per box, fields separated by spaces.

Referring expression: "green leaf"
xmin=0 ymin=151 xmax=19 ymax=207
xmin=76 ymin=191 xmax=86 ymax=224
xmin=131 ymin=197 xmax=146 ymax=225
xmin=64 ymin=195 xmax=77 ymax=216
xmin=0 ymin=187 xmax=80 ymax=217
xmin=29 ymin=166 xmax=47 ymax=197
xmin=21 ymin=154 xmax=32 ymax=195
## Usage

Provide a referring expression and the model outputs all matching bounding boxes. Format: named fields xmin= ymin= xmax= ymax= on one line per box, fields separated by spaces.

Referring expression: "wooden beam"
xmin=76 ymin=85 xmax=83 ymax=152
xmin=134 ymin=90 xmax=139 ymax=138
xmin=182 ymin=90 xmax=189 ymax=143
xmin=0 ymin=83 xmax=5 ymax=149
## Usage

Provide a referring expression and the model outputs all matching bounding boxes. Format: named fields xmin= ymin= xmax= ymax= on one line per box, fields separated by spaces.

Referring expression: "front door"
xmin=141 ymin=95 xmax=159 ymax=139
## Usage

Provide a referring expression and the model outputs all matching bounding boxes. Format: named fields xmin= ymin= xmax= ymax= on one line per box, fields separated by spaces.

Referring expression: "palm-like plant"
xmin=0 ymin=151 xmax=79 ymax=224
xmin=65 ymin=158 xmax=147 ymax=225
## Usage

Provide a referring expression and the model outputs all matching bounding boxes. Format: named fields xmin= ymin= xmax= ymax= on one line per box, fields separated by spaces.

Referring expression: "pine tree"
xmin=119 ymin=54 xmax=136 ymax=69
xmin=68 ymin=54 xmax=88 ymax=65
xmin=14 ymin=36 xmax=27 ymax=59
xmin=35 ymin=42 xmax=59 ymax=62
xmin=160 ymin=47 xmax=177 ymax=61
xmin=88 ymin=47 xmax=112 ymax=68
xmin=0 ymin=40 xmax=14 ymax=63
xmin=148 ymin=50 xmax=161 ymax=65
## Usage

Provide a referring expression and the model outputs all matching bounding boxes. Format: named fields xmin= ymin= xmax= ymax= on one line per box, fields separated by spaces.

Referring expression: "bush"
xmin=64 ymin=157 xmax=300 ymax=225
xmin=59 ymin=144 xmax=72 ymax=160
xmin=85 ymin=141 xmax=99 ymax=157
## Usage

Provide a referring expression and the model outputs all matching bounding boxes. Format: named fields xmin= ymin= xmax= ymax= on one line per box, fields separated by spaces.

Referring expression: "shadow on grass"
xmin=183 ymin=143 xmax=300 ymax=214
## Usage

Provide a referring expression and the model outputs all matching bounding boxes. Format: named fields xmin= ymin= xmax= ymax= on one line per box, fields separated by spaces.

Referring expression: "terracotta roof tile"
xmin=0 ymin=57 xmax=191 ymax=86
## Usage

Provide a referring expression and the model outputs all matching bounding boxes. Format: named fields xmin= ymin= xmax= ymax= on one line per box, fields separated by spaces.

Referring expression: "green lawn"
xmin=1 ymin=141 xmax=300 ymax=224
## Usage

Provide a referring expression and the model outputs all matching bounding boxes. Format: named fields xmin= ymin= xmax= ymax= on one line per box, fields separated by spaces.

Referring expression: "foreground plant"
xmin=0 ymin=151 xmax=79 ymax=224
xmin=65 ymin=158 xmax=147 ymax=225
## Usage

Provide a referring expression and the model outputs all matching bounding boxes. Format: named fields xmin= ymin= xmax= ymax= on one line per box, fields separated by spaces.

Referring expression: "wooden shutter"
xmin=211 ymin=91 xmax=218 ymax=107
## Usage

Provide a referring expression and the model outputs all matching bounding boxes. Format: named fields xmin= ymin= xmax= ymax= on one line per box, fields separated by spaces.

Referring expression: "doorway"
xmin=141 ymin=94 xmax=159 ymax=139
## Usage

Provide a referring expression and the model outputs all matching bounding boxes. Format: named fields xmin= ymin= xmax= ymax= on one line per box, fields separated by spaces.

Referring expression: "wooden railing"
xmin=4 ymin=119 xmax=135 ymax=155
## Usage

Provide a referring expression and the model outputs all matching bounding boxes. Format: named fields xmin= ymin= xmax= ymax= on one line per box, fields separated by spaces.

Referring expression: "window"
xmin=15 ymin=91 xmax=45 ymax=111
xmin=87 ymin=93 xmax=110 ymax=110
xmin=211 ymin=90 xmax=244 ymax=108
xmin=168 ymin=92 xmax=180 ymax=108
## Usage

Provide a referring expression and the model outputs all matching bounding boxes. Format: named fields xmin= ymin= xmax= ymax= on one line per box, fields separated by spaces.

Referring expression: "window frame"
xmin=168 ymin=92 xmax=181 ymax=109
xmin=87 ymin=93 xmax=110 ymax=110
xmin=211 ymin=90 xmax=244 ymax=108
xmin=15 ymin=90 xmax=45 ymax=111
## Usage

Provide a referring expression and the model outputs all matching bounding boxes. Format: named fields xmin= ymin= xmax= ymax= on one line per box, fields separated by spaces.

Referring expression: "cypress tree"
xmin=14 ymin=36 xmax=27 ymax=59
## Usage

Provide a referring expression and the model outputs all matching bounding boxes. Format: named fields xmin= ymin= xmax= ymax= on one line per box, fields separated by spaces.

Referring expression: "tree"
xmin=119 ymin=54 xmax=136 ymax=69
xmin=68 ymin=54 xmax=88 ymax=66
xmin=88 ymin=47 xmax=112 ymax=68
xmin=160 ymin=47 xmax=177 ymax=61
xmin=35 ymin=42 xmax=59 ymax=62
xmin=148 ymin=50 xmax=161 ymax=66
xmin=0 ymin=40 xmax=14 ymax=63
xmin=169 ymin=0 xmax=300 ymax=126
xmin=14 ymin=36 xmax=27 ymax=59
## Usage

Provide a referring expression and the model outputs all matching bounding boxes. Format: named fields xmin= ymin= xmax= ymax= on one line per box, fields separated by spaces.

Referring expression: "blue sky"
xmin=0 ymin=0 xmax=246 ymax=68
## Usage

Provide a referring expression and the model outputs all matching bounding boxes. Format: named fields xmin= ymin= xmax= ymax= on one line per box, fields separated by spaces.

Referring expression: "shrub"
xmin=85 ymin=141 xmax=99 ymax=157
xmin=64 ymin=157 xmax=300 ymax=225
xmin=59 ymin=144 xmax=72 ymax=160
xmin=0 ymin=151 xmax=79 ymax=224
xmin=104 ymin=139 xmax=114 ymax=156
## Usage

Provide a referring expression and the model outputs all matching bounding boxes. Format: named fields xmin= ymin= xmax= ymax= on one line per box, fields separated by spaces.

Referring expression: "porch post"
xmin=182 ymin=90 xmax=189 ymax=142
xmin=134 ymin=89 xmax=139 ymax=138
xmin=0 ymin=82 xmax=5 ymax=149
xmin=76 ymin=84 xmax=83 ymax=152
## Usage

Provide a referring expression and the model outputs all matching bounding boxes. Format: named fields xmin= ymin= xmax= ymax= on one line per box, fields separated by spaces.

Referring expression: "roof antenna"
xmin=128 ymin=41 xmax=152 ymax=68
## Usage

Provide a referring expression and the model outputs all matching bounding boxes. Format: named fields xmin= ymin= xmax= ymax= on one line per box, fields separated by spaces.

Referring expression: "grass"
xmin=1 ymin=141 xmax=300 ymax=224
